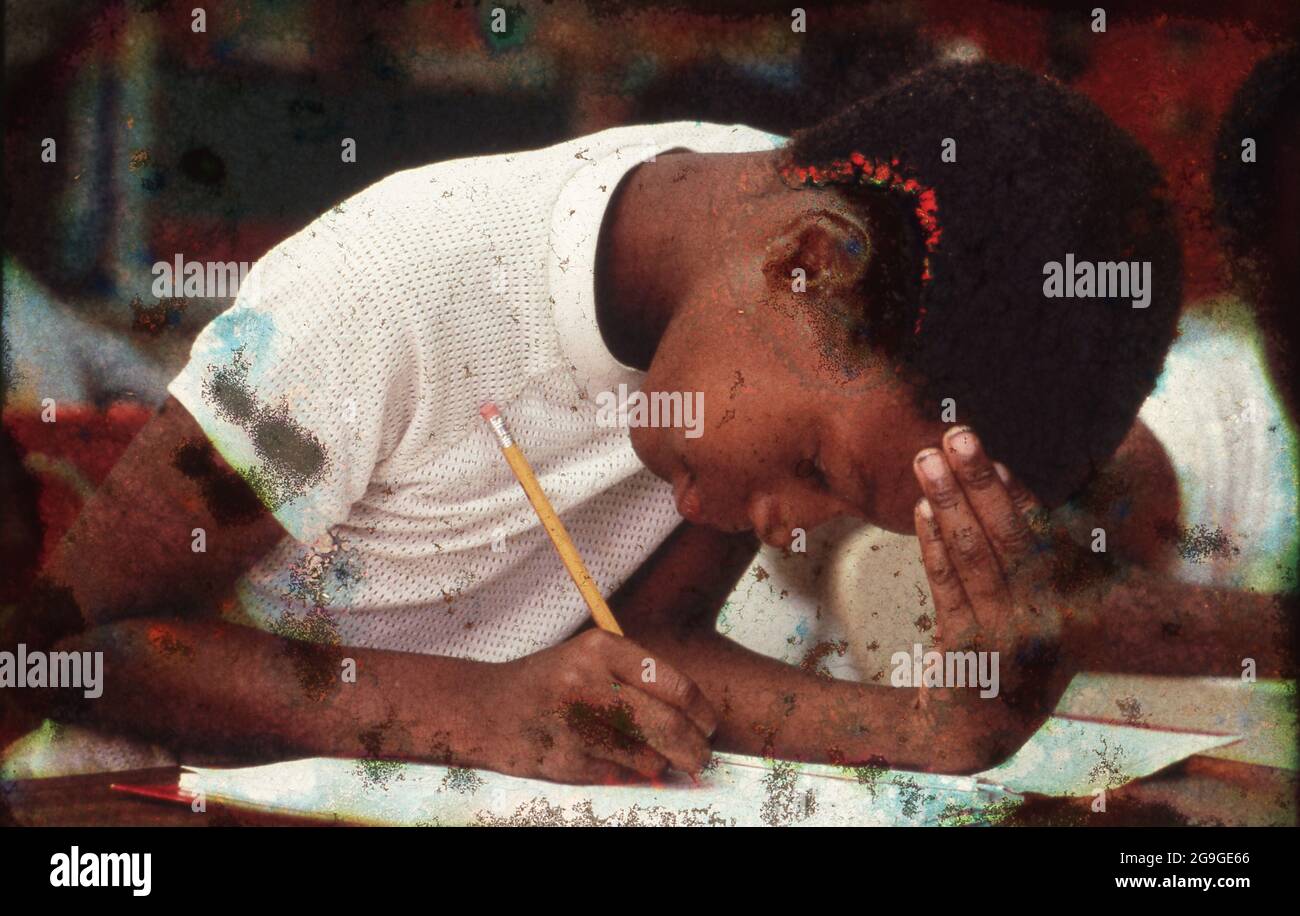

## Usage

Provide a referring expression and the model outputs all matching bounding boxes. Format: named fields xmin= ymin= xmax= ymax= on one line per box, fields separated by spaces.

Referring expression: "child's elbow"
xmin=936 ymin=703 xmax=1049 ymax=775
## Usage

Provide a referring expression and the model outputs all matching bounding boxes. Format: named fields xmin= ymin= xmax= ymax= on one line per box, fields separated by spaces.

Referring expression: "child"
xmin=7 ymin=63 xmax=1188 ymax=781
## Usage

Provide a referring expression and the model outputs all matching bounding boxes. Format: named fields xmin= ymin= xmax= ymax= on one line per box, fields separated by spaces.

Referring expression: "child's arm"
xmin=35 ymin=615 xmax=717 ymax=783
xmin=613 ymin=523 xmax=1056 ymax=774
xmin=914 ymin=427 xmax=1293 ymax=680
xmin=6 ymin=398 xmax=717 ymax=783
xmin=1054 ymin=419 xmax=1181 ymax=573
xmin=20 ymin=396 xmax=288 ymax=633
xmin=2 ymin=396 xmax=285 ymax=744
xmin=33 ymin=615 xmax=490 ymax=763
xmin=1067 ymin=575 xmax=1290 ymax=677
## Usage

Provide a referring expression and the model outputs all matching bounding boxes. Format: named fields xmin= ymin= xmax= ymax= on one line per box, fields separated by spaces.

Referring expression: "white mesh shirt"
xmin=167 ymin=121 xmax=784 ymax=662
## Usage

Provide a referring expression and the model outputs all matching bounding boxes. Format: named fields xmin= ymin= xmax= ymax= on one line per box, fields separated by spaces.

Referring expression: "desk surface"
xmin=2 ymin=756 xmax=1294 ymax=827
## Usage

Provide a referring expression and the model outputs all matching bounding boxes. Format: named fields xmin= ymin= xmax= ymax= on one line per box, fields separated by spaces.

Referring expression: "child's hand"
xmin=482 ymin=628 xmax=718 ymax=784
xmin=910 ymin=427 xmax=1069 ymax=706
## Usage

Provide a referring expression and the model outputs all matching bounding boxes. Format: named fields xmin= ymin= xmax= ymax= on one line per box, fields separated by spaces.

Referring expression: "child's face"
xmin=630 ymin=230 xmax=945 ymax=544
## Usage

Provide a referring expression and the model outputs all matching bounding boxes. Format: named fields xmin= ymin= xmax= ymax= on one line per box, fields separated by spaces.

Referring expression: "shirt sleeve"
xmin=167 ymin=229 xmax=419 ymax=545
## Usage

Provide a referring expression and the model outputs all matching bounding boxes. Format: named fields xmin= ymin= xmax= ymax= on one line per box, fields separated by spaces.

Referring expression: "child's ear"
xmin=763 ymin=209 xmax=871 ymax=299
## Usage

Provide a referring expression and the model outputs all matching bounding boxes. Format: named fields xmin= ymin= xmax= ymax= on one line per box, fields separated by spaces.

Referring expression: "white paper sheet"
xmin=182 ymin=752 xmax=1014 ymax=827
xmin=973 ymin=715 xmax=1239 ymax=797
xmin=179 ymin=715 xmax=1239 ymax=826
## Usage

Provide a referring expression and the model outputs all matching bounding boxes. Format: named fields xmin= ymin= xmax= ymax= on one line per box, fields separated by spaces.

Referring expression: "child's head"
xmin=631 ymin=62 xmax=1181 ymax=544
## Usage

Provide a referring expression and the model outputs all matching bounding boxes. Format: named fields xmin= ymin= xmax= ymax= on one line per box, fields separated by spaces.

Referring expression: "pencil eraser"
xmin=479 ymin=402 xmax=500 ymax=421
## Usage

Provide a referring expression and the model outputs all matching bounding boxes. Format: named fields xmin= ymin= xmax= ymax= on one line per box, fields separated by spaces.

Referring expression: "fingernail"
xmin=916 ymin=497 xmax=934 ymax=520
xmin=993 ymin=461 xmax=1012 ymax=485
xmin=916 ymin=449 xmax=946 ymax=480
xmin=949 ymin=430 xmax=978 ymax=459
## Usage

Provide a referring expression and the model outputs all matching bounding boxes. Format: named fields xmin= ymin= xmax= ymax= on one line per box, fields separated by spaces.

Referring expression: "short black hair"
xmin=784 ymin=62 xmax=1182 ymax=506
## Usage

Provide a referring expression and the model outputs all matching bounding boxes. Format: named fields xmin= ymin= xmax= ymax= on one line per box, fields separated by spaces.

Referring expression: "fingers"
xmin=571 ymin=757 xmax=646 ymax=787
xmin=555 ymin=677 xmax=702 ymax=776
xmin=572 ymin=631 xmax=716 ymax=775
xmin=602 ymin=635 xmax=719 ymax=740
xmin=914 ymin=498 xmax=977 ymax=649
xmin=913 ymin=446 xmax=1011 ymax=630
xmin=942 ymin=428 xmax=1035 ymax=572
xmin=993 ymin=460 xmax=1045 ymax=526
xmin=586 ymin=741 xmax=673 ymax=781
xmin=601 ymin=687 xmax=712 ymax=775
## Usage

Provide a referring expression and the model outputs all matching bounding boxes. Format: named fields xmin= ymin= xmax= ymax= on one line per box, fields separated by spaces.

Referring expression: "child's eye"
xmin=795 ymin=456 xmax=832 ymax=490
xmin=813 ymin=458 xmax=832 ymax=489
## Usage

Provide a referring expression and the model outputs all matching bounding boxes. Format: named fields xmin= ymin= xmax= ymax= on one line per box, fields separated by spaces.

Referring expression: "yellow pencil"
xmin=479 ymin=402 xmax=625 ymax=636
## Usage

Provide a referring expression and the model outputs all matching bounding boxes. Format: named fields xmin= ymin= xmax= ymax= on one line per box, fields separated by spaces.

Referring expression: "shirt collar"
xmin=548 ymin=123 xmax=784 ymax=399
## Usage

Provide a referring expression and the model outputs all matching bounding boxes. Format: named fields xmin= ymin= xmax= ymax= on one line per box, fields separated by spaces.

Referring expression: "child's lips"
xmin=748 ymin=495 xmax=781 ymax=546
xmin=673 ymin=475 xmax=704 ymax=522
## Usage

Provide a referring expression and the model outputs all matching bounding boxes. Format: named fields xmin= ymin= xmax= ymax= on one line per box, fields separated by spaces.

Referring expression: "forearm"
xmin=39 ymin=617 xmax=497 ymax=765
xmin=622 ymin=620 xmax=1018 ymax=773
xmin=1072 ymin=571 xmax=1293 ymax=678
xmin=612 ymin=522 xmax=1033 ymax=773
